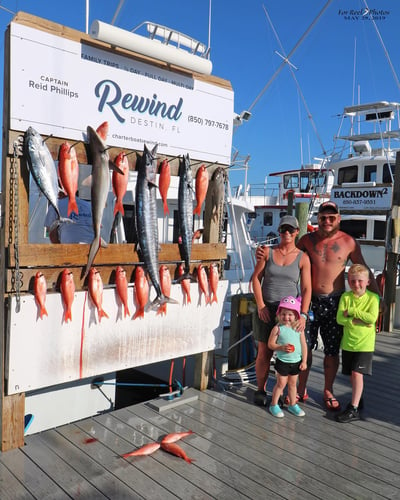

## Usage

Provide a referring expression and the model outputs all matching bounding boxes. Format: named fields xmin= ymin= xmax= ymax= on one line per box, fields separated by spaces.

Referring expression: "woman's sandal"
xmin=324 ymin=396 xmax=341 ymax=411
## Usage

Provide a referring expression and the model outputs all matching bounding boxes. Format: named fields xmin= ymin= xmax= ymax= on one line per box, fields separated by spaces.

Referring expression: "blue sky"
xmin=1 ymin=0 xmax=399 ymax=190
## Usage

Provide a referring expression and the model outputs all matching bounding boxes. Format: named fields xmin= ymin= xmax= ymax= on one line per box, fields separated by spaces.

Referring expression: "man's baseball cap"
xmin=318 ymin=201 xmax=339 ymax=214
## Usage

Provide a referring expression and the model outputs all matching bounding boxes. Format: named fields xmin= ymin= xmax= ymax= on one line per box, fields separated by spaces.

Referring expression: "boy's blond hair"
xmin=347 ymin=263 xmax=369 ymax=277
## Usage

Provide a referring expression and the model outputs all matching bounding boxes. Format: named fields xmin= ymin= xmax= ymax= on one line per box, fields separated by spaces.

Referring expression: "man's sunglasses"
xmin=279 ymin=226 xmax=297 ymax=234
xmin=319 ymin=214 xmax=337 ymax=222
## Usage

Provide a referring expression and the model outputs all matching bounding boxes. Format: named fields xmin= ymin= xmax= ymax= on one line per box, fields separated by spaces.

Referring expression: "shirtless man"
xmin=256 ymin=201 xmax=380 ymax=411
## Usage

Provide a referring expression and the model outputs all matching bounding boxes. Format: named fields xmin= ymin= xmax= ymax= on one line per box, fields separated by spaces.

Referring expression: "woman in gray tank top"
xmin=251 ymin=215 xmax=311 ymax=406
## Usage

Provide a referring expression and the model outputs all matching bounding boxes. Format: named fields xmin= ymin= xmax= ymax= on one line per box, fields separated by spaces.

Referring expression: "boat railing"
xmin=131 ymin=20 xmax=210 ymax=57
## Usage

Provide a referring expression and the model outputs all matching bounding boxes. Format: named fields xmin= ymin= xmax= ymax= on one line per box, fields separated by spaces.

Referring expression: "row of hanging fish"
xmin=24 ymin=124 xmax=225 ymax=316
xmin=33 ymin=262 xmax=220 ymax=323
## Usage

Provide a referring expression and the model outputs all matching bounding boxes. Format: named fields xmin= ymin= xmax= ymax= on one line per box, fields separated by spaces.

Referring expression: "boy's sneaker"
xmin=254 ymin=390 xmax=267 ymax=407
xmin=335 ymin=405 xmax=360 ymax=423
xmin=287 ymin=404 xmax=305 ymax=417
xmin=269 ymin=404 xmax=284 ymax=418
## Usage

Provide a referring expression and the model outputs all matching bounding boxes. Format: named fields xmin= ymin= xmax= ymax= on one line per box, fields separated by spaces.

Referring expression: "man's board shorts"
xmin=305 ymin=292 xmax=343 ymax=356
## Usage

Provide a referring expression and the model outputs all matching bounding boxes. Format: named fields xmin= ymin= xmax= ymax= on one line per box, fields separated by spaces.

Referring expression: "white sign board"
xmin=331 ymin=185 xmax=393 ymax=211
xmin=6 ymin=281 xmax=228 ymax=394
xmin=10 ymin=23 xmax=234 ymax=164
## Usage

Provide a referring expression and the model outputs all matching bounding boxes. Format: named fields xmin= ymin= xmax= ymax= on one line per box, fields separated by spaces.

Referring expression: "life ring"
xmin=283 ymin=189 xmax=295 ymax=200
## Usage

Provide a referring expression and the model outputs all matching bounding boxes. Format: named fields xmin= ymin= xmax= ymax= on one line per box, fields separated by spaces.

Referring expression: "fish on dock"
xmin=160 ymin=430 xmax=194 ymax=444
xmin=160 ymin=441 xmax=194 ymax=463
xmin=122 ymin=442 xmax=161 ymax=458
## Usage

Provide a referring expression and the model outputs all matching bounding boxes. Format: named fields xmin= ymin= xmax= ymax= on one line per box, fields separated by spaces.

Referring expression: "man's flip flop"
xmin=324 ymin=397 xmax=341 ymax=411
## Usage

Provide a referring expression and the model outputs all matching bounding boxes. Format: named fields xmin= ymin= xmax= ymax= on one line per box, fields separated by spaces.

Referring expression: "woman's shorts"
xmin=252 ymin=301 xmax=279 ymax=343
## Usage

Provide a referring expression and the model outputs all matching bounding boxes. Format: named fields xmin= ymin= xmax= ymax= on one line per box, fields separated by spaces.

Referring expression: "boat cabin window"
xmin=283 ymin=174 xmax=299 ymax=189
xmin=300 ymin=172 xmax=311 ymax=192
xmin=338 ymin=165 xmax=357 ymax=185
xmin=382 ymin=163 xmax=394 ymax=183
xmin=340 ymin=219 xmax=366 ymax=239
xmin=364 ymin=165 xmax=377 ymax=183
xmin=263 ymin=211 xmax=273 ymax=226
xmin=300 ymin=171 xmax=327 ymax=192
xmin=373 ymin=220 xmax=386 ymax=240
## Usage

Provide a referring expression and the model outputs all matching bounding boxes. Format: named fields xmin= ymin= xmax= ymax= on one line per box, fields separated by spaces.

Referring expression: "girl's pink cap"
xmin=277 ymin=296 xmax=301 ymax=318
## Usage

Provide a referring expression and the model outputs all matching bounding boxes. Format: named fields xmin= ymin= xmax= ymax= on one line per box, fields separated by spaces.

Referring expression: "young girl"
xmin=268 ymin=296 xmax=308 ymax=418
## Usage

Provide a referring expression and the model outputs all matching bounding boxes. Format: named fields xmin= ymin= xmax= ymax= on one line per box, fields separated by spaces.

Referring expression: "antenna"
xmin=111 ymin=0 xmax=126 ymax=26
xmin=262 ymin=3 xmax=328 ymax=157
xmin=246 ymin=0 xmax=333 ymax=114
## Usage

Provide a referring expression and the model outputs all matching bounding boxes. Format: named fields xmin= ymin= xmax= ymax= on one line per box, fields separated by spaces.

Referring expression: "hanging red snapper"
xmin=88 ymin=268 xmax=108 ymax=322
xmin=133 ymin=266 xmax=149 ymax=319
xmin=112 ymin=152 xmax=129 ymax=216
xmin=60 ymin=269 xmax=75 ymax=323
xmin=34 ymin=271 xmax=48 ymax=319
xmin=58 ymin=142 xmax=79 ymax=216
xmin=178 ymin=263 xmax=191 ymax=305
xmin=157 ymin=265 xmax=171 ymax=316
xmin=209 ymin=263 xmax=219 ymax=304
xmin=115 ymin=265 xmax=130 ymax=318
xmin=193 ymin=164 xmax=209 ymax=216
xmin=158 ymin=158 xmax=171 ymax=216
xmin=197 ymin=264 xmax=210 ymax=305
xmin=96 ymin=121 xmax=109 ymax=141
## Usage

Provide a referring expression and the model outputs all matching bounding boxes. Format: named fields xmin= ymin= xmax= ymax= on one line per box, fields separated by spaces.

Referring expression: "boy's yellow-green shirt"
xmin=336 ymin=289 xmax=380 ymax=352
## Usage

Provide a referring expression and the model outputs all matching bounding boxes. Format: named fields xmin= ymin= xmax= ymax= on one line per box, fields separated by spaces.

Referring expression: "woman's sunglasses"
xmin=279 ymin=226 xmax=297 ymax=234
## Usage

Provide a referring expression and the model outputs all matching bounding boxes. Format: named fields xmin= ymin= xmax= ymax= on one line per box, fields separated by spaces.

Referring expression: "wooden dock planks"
xmin=0 ymin=331 xmax=400 ymax=499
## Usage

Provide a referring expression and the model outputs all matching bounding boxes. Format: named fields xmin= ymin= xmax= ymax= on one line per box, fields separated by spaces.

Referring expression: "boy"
xmin=335 ymin=264 xmax=380 ymax=423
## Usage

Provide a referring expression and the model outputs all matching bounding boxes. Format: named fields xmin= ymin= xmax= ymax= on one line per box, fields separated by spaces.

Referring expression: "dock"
xmin=1 ymin=331 xmax=399 ymax=499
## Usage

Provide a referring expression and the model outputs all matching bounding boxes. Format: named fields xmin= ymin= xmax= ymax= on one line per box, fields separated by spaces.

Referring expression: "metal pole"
xmin=383 ymin=151 xmax=400 ymax=332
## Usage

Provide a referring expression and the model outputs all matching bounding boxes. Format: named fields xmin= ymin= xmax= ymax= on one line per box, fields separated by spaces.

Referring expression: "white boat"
xmin=326 ymin=100 xmax=400 ymax=275
xmin=232 ymin=161 xmax=334 ymax=244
